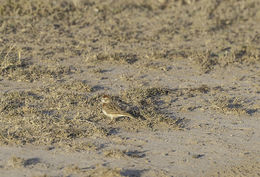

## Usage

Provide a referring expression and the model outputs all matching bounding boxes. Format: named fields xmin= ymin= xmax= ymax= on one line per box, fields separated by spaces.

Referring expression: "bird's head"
xmin=101 ymin=95 xmax=111 ymax=103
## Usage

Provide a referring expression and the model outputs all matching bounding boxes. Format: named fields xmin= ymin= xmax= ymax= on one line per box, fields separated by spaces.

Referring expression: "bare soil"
xmin=0 ymin=0 xmax=259 ymax=176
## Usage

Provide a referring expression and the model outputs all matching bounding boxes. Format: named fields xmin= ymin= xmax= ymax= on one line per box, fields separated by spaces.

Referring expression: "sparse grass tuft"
xmin=0 ymin=45 xmax=80 ymax=82
xmin=210 ymin=95 xmax=259 ymax=115
xmin=191 ymin=45 xmax=259 ymax=73
xmin=6 ymin=156 xmax=25 ymax=168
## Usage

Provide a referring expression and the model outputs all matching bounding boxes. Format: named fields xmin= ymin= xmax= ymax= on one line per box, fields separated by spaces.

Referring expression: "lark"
xmin=101 ymin=95 xmax=134 ymax=122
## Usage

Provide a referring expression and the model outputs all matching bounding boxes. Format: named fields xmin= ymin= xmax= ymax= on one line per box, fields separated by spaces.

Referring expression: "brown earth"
xmin=0 ymin=0 xmax=259 ymax=176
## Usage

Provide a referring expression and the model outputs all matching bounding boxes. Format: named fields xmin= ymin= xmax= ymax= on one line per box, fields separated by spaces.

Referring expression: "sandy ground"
xmin=0 ymin=0 xmax=259 ymax=176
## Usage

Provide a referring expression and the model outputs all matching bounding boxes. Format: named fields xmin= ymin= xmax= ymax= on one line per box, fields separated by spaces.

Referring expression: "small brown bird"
xmin=101 ymin=95 xmax=134 ymax=122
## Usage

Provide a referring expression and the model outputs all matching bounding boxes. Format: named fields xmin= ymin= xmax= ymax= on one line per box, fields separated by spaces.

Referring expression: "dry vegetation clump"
xmin=218 ymin=46 xmax=260 ymax=65
xmin=0 ymin=79 xmax=256 ymax=150
xmin=1 ymin=0 xmax=259 ymax=74
xmin=119 ymin=85 xmax=216 ymax=126
xmin=191 ymin=45 xmax=260 ymax=73
xmin=0 ymin=0 xmax=80 ymax=20
xmin=172 ymin=85 xmax=259 ymax=115
xmin=103 ymin=149 xmax=145 ymax=159
xmin=0 ymin=45 xmax=80 ymax=82
xmin=0 ymin=45 xmax=28 ymax=77
xmin=86 ymin=90 xmax=185 ymax=132
xmin=123 ymin=85 xmax=212 ymax=104
xmin=8 ymin=64 xmax=78 ymax=82
xmin=120 ymin=87 xmax=205 ymax=129
xmin=103 ymin=149 xmax=127 ymax=159
xmin=93 ymin=52 xmax=139 ymax=64
xmin=0 ymin=86 xmax=107 ymax=149
xmin=208 ymin=0 xmax=258 ymax=31
xmin=191 ymin=50 xmax=219 ymax=73
xmin=57 ymin=80 xmax=93 ymax=93
xmin=0 ymin=85 xmax=189 ymax=149
xmin=122 ymin=85 xmax=259 ymax=118
xmin=121 ymin=88 xmax=183 ymax=130
xmin=210 ymin=95 xmax=258 ymax=115
xmin=63 ymin=164 xmax=123 ymax=177
xmin=5 ymin=156 xmax=25 ymax=168
xmin=5 ymin=156 xmax=40 ymax=169
xmin=0 ymin=0 xmax=90 ymax=62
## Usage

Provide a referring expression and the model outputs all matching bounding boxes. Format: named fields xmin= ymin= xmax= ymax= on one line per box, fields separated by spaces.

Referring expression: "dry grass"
xmin=0 ymin=45 xmax=80 ymax=82
xmin=1 ymin=0 xmax=259 ymax=74
xmin=0 ymin=85 xmax=183 ymax=150
xmin=210 ymin=95 xmax=259 ymax=115
xmin=191 ymin=45 xmax=260 ymax=73
xmin=1 ymin=79 xmax=257 ymax=150
xmin=0 ymin=0 xmax=259 ymax=155
xmin=0 ymin=75 xmax=258 ymax=151
xmin=0 ymin=85 xmax=99 ymax=148
xmin=0 ymin=1 xmax=258 ymax=176
xmin=5 ymin=156 xmax=25 ymax=168
xmin=63 ymin=165 xmax=123 ymax=177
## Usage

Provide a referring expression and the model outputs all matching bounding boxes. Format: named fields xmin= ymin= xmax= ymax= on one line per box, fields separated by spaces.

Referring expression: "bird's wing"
xmin=105 ymin=103 xmax=132 ymax=116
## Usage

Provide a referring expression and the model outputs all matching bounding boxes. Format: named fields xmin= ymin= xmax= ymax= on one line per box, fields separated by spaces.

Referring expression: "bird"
xmin=101 ymin=95 xmax=135 ymax=122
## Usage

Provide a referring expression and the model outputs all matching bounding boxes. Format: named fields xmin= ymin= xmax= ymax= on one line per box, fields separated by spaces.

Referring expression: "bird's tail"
xmin=118 ymin=112 xmax=135 ymax=119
